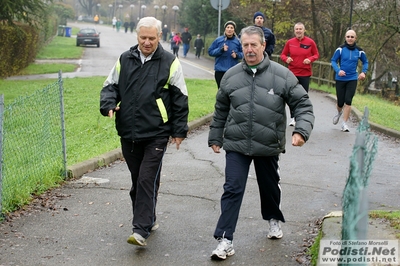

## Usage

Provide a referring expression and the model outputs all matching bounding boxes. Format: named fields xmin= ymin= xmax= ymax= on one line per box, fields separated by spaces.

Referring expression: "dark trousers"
xmin=297 ymin=76 xmax=310 ymax=93
xmin=121 ymin=137 xmax=169 ymax=238
xmin=291 ymin=76 xmax=310 ymax=118
xmin=173 ymin=47 xmax=179 ymax=57
xmin=335 ymin=80 xmax=357 ymax=107
xmin=195 ymin=48 xmax=202 ymax=58
xmin=214 ymin=71 xmax=225 ymax=89
xmin=214 ymin=151 xmax=285 ymax=241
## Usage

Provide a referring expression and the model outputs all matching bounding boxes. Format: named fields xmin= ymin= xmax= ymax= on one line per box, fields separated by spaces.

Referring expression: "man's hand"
xmin=292 ymin=133 xmax=305 ymax=147
xmin=170 ymin=137 xmax=185 ymax=150
xmin=286 ymin=57 xmax=293 ymax=64
xmin=211 ymin=144 xmax=221 ymax=153
xmin=108 ymin=106 xmax=120 ymax=118
xmin=358 ymin=72 xmax=366 ymax=80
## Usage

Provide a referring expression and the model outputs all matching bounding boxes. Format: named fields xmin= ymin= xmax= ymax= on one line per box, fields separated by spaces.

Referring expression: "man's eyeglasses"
xmin=346 ymin=36 xmax=355 ymax=38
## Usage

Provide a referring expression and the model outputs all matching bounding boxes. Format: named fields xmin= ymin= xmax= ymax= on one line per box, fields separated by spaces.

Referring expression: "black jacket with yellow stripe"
xmin=100 ymin=43 xmax=189 ymax=141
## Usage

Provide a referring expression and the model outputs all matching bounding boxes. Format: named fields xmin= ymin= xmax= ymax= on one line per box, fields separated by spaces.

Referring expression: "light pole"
xmin=141 ymin=5 xmax=147 ymax=18
xmin=154 ymin=5 xmax=159 ymax=19
xmin=130 ymin=4 xmax=134 ymax=20
xmin=96 ymin=3 xmax=101 ymax=14
xmin=349 ymin=0 xmax=354 ymax=29
xmin=161 ymin=5 xmax=168 ymax=26
xmin=270 ymin=0 xmax=281 ymax=32
xmin=109 ymin=4 xmax=113 ymax=23
xmin=201 ymin=4 xmax=206 ymax=56
xmin=172 ymin=5 xmax=179 ymax=30
xmin=119 ymin=4 xmax=123 ymax=20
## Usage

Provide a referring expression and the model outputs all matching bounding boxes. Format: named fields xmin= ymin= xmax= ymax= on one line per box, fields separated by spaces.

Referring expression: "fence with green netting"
xmin=0 ymin=72 xmax=67 ymax=215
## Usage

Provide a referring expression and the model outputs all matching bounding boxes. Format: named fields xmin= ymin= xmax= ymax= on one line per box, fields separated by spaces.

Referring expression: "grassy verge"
xmin=311 ymin=82 xmax=400 ymax=132
xmin=17 ymin=63 xmax=78 ymax=75
xmin=0 ymin=77 xmax=217 ymax=165
xmin=307 ymin=230 xmax=323 ymax=266
xmin=37 ymin=35 xmax=83 ymax=59
xmin=17 ymin=29 xmax=83 ymax=76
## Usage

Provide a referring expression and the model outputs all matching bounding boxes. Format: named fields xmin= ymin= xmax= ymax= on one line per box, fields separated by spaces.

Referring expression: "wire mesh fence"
xmin=0 ymin=72 xmax=67 ymax=215
xmin=341 ymin=107 xmax=378 ymax=242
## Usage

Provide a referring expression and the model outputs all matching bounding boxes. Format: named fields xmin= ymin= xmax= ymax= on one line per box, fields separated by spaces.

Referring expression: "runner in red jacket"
xmin=280 ymin=22 xmax=319 ymax=126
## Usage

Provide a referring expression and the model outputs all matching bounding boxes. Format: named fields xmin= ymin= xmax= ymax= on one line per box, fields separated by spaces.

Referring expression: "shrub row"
xmin=0 ymin=16 xmax=57 ymax=78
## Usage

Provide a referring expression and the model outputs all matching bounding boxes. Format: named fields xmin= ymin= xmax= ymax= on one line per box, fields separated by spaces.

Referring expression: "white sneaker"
xmin=332 ymin=110 xmax=343 ymax=125
xmin=341 ymin=122 xmax=350 ymax=132
xmin=267 ymin=219 xmax=283 ymax=239
xmin=211 ymin=238 xmax=235 ymax=260
xmin=127 ymin=232 xmax=147 ymax=246
xmin=289 ymin=118 xmax=296 ymax=126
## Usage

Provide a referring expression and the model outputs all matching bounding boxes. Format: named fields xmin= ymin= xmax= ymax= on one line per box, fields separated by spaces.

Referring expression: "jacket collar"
xmin=128 ymin=43 xmax=164 ymax=60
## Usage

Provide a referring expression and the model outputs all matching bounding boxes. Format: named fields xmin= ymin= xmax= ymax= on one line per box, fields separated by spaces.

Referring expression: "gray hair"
xmin=240 ymin=26 xmax=265 ymax=44
xmin=136 ymin=17 xmax=162 ymax=35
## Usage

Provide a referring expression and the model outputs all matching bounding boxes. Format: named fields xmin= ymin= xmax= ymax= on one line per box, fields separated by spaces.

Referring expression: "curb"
xmin=66 ymin=113 xmax=214 ymax=179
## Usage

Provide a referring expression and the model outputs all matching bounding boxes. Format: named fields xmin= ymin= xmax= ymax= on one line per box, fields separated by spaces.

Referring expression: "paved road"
xmin=1 ymin=21 xmax=399 ymax=266
xmin=7 ymin=22 xmax=215 ymax=81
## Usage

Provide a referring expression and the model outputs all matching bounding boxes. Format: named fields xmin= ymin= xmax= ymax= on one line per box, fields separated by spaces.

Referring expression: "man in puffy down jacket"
xmin=208 ymin=26 xmax=314 ymax=260
xmin=100 ymin=17 xmax=188 ymax=247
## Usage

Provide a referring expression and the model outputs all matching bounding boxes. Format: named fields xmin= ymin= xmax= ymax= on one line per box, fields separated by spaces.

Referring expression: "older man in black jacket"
xmin=100 ymin=16 xmax=188 ymax=247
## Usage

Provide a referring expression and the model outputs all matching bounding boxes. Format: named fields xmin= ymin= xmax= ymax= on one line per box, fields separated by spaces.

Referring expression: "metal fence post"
xmin=0 ymin=94 xmax=4 ymax=217
xmin=58 ymin=71 xmax=68 ymax=179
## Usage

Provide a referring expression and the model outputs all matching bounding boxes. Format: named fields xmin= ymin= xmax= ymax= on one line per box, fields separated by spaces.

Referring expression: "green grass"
xmin=352 ymin=94 xmax=400 ymax=131
xmin=370 ymin=210 xmax=400 ymax=238
xmin=310 ymin=82 xmax=336 ymax=95
xmin=17 ymin=63 xmax=78 ymax=75
xmin=36 ymin=35 xmax=83 ymax=59
xmin=186 ymin=79 xmax=217 ymax=121
xmin=0 ymin=77 xmax=217 ymax=165
xmin=16 ymin=26 xmax=81 ymax=74
xmin=307 ymin=230 xmax=323 ymax=266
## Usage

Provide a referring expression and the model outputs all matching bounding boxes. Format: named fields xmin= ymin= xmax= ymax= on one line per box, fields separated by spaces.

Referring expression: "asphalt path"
xmin=7 ymin=21 xmax=215 ymax=81
xmin=1 ymin=21 xmax=400 ymax=266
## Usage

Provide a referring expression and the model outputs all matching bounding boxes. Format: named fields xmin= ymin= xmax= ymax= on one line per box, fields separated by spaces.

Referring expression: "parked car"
xmin=76 ymin=28 xmax=100 ymax=47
